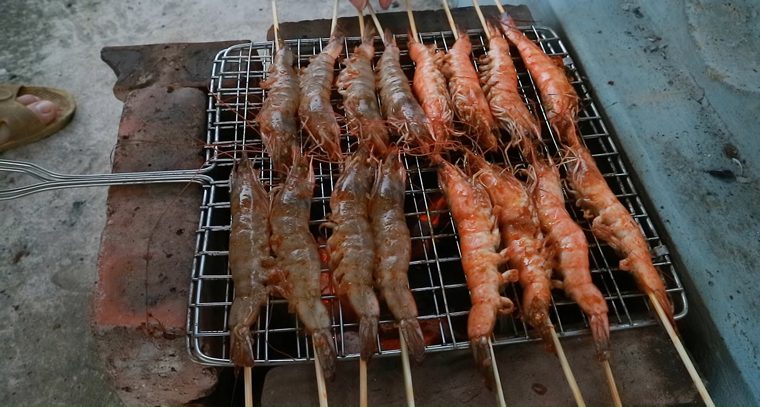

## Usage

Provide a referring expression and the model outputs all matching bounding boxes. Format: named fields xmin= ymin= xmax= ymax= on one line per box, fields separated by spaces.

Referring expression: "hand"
xmin=349 ymin=0 xmax=394 ymax=11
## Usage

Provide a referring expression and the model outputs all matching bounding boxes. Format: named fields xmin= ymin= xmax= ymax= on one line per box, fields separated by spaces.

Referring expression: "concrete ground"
xmin=1 ymin=0 xmax=759 ymax=406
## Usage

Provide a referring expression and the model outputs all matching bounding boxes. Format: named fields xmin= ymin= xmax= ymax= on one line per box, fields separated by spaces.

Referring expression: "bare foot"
xmin=0 ymin=95 xmax=60 ymax=144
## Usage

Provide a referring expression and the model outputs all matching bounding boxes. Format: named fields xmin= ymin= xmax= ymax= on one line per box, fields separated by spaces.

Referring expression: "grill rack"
xmin=187 ymin=26 xmax=687 ymax=367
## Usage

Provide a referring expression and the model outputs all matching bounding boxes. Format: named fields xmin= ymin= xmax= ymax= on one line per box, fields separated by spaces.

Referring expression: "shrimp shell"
xmin=270 ymin=154 xmax=337 ymax=379
xmin=438 ymin=159 xmax=513 ymax=388
xmin=327 ymin=148 xmax=380 ymax=360
xmin=256 ymin=45 xmax=300 ymax=174
xmin=369 ymin=149 xmax=425 ymax=363
xmin=299 ymin=34 xmax=344 ymax=161
xmin=377 ymin=30 xmax=436 ymax=154
xmin=408 ymin=37 xmax=455 ymax=146
xmin=441 ymin=33 xmax=499 ymax=151
xmin=336 ymin=27 xmax=389 ymax=156
xmin=228 ymin=154 xmax=274 ymax=367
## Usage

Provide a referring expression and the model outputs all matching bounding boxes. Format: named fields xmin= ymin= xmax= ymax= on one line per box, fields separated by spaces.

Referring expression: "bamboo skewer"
xmin=314 ymin=342 xmax=329 ymax=407
xmin=399 ymin=329 xmax=416 ymax=407
xmin=360 ymin=358 xmax=368 ymax=407
xmin=357 ymin=6 xmax=365 ymax=37
xmin=649 ymin=292 xmax=715 ymax=407
xmin=440 ymin=0 xmax=459 ymax=40
xmin=403 ymin=0 xmax=419 ymax=40
xmin=602 ymin=359 xmax=623 ymax=407
xmin=271 ymin=0 xmax=280 ymax=49
xmin=550 ymin=326 xmax=586 ymax=407
xmin=471 ymin=0 xmax=491 ymax=40
xmin=330 ymin=0 xmax=339 ymax=35
xmin=488 ymin=338 xmax=508 ymax=407
xmin=366 ymin=2 xmax=384 ymax=38
xmin=244 ymin=367 xmax=253 ymax=407
xmin=493 ymin=0 xmax=506 ymax=15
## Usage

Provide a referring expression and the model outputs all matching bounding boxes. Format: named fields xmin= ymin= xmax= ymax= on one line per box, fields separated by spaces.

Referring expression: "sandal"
xmin=0 ymin=84 xmax=76 ymax=152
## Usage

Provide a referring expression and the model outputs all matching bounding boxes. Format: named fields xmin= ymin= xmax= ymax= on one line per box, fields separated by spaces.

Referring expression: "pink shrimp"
xmin=299 ymin=33 xmax=344 ymax=161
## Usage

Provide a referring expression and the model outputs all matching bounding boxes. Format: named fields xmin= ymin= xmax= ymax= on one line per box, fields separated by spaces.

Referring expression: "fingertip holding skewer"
xmin=399 ymin=328 xmax=416 ymax=407
xmin=471 ymin=0 xmax=491 ymax=40
xmin=403 ymin=0 xmax=419 ymax=40
xmin=244 ymin=367 xmax=253 ymax=407
xmin=313 ymin=342 xmax=329 ymax=407
xmin=440 ymin=0 xmax=459 ymax=40
xmin=488 ymin=338 xmax=508 ymax=407
xmin=648 ymin=292 xmax=715 ymax=407
xmin=549 ymin=326 xmax=587 ymax=407
xmin=602 ymin=359 xmax=623 ymax=407
xmin=360 ymin=357 xmax=369 ymax=407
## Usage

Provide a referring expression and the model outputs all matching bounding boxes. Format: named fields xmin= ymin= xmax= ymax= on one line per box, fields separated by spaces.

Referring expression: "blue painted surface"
xmin=519 ymin=0 xmax=760 ymax=405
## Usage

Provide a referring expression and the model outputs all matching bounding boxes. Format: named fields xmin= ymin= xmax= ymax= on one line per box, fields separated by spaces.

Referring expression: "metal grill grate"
xmin=187 ymin=26 xmax=687 ymax=367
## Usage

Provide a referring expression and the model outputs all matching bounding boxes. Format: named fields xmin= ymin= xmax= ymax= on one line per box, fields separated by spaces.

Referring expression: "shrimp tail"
xmin=470 ymin=336 xmax=496 ymax=390
xmin=589 ymin=312 xmax=611 ymax=361
xmin=229 ymin=310 xmax=256 ymax=366
xmin=383 ymin=28 xmax=395 ymax=46
xmin=399 ymin=318 xmax=426 ymax=364
xmin=312 ymin=328 xmax=338 ymax=381
xmin=362 ymin=23 xmax=376 ymax=45
xmin=360 ymin=315 xmax=379 ymax=360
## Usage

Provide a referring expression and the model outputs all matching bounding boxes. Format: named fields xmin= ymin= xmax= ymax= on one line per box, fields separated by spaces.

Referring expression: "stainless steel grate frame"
xmin=187 ymin=26 xmax=687 ymax=367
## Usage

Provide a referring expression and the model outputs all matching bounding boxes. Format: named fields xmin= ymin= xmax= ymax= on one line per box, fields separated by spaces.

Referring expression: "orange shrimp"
xmin=270 ymin=153 xmax=337 ymax=379
xmin=369 ymin=148 xmax=425 ymax=363
xmin=376 ymin=30 xmax=436 ymax=154
xmin=479 ymin=22 xmax=540 ymax=149
xmin=326 ymin=147 xmax=380 ymax=360
xmin=256 ymin=43 xmax=300 ymax=174
xmin=441 ymin=32 xmax=499 ymax=151
xmin=228 ymin=153 xmax=274 ymax=367
xmin=566 ymin=144 xmax=673 ymax=321
xmin=336 ymin=26 xmax=389 ymax=155
xmin=437 ymin=159 xmax=514 ymax=388
xmin=299 ymin=33 xmax=344 ymax=161
xmin=466 ymin=152 xmax=553 ymax=345
xmin=408 ymin=35 xmax=456 ymax=146
xmin=500 ymin=15 xmax=579 ymax=143
xmin=528 ymin=150 xmax=610 ymax=358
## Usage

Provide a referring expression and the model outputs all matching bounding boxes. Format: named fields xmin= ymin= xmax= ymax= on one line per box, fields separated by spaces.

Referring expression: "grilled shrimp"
xmin=228 ymin=153 xmax=274 ymax=367
xmin=299 ymin=33 xmax=344 ymax=161
xmin=376 ymin=30 xmax=436 ymax=154
xmin=441 ymin=32 xmax=499 ymax=151
xmin=327 ymin=147 xmax=380 ymax=360
xmin=566 ymin=144 xmax=673 ymax=321
xmin=529 ymin=153 xmax=609 ymax=358
xmin=437 ymin=159 xmax=514 ymax=388
xmin=466 ymin=152 xmax=553 ymax=344
xmin=500 ymin=14 xmax=579 ymax=142
xmin=369 ymin=149 xmax=425 ymax=363
xmin=408 ymin=36 xmax=455 ymax=146
xmin=256 ymin=43 xmax=300 ymax=174
xmin=270 ymin=153 xmax=337 ymax=380
xmin=336 ymin=27 xmax=389 ymax=156
xmin=479 ymin=22 xmax=540 ymax=149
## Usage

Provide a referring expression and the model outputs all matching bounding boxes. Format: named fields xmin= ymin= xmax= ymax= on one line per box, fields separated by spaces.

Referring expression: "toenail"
xmin=32 ymin=101 xmax=55 ymax=114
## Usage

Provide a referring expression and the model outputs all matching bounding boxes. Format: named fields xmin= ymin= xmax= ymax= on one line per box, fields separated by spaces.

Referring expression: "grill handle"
xmin=0 ymin=159 xmax=213 ymax=200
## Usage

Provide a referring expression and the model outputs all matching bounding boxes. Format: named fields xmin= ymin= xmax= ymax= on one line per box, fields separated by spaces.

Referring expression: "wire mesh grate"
xmin=187 ymin=26 xmax=687 ymax=367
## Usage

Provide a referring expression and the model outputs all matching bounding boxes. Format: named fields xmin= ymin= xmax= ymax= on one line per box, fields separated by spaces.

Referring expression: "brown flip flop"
xmin=0 ymin=84 xmax=76 ymax=152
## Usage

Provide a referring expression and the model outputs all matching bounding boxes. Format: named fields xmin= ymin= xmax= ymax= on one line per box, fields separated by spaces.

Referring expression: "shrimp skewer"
xmin=270 ymin=152 xmax=338 ymax=380
xmin=327 ymin=147 xmax=380 ymax=360
xmin=336 ymin=26 xmax=390 ymax=155
xmin=369 ymin=148 xmax=425 ymax=363
xmin=299 ymin=32 xmax=344 ymax=161
xmin=256 ymin=41 xmax=301 ymax=174
xmin=499 ymin=14 xmax=673 ymax=320
xmin=437 ymin=159 xmax=515 ymax=388
xmin=465 ymin=152 xmax=553 ymax=343
xmin=228 ymin=153 xmax=275 ymax=367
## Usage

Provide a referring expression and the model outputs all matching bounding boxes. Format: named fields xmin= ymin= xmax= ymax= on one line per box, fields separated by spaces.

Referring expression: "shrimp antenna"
xmin=471 ymin=0 xmax=491 ymax=40
xmin=271 ymin=0 xmax=280 ymax=51
xmin=404 ymin=0 xmax=419 ymax=40
xmin=439 ymin=0 xmax=459 ymax=40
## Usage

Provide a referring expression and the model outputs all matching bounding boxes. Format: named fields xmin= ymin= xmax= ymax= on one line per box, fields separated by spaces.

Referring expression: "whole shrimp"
xmin=437 ymin=159 xmax=514 ymax=388
xmin=465 ymin=152 xmax=553 ymax=344
xmin=376 ymin=30 xmax=436 ymax=154
xmin=408 ymin=35 xmax=456 ymax=146
xmin=299 ymin=33 xmax=344 ymax=161
xmin=270 ymin=152 xmax=337 ymax=380
xmin=369 ymin=148 xmax=425 ymax=363
xmin=527 ymin=148 xmax=610 ymax=358
xmin=326 ymin=147 xmax=380 ymax=360
xmin=336 ymin=26 xmax=389 ymax=156
xmin=499 ymin=14 xmax=579 ymax=143
xmin=479 ymin=22 xmax=540 ymax=149
xmin=256 ymin=42 xmax=300 ymax=174
xmin=228 ymin=153 xmax=274 ymax=367
xmin=567 ymin=145 xmax=673 ymax=320
xmin=441 ymin=32 xmax=499 ymax=151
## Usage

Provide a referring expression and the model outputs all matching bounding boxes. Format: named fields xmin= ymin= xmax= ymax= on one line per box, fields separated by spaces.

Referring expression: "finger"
xmin=350 ymin=0 xmax=368 ymax=10
xmin=379 ymin=0 xmax=393 ymax=9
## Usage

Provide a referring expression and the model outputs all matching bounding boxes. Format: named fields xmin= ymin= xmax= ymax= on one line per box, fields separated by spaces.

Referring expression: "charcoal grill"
xmin=186 ymin=25 xmax=687 ymax=367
